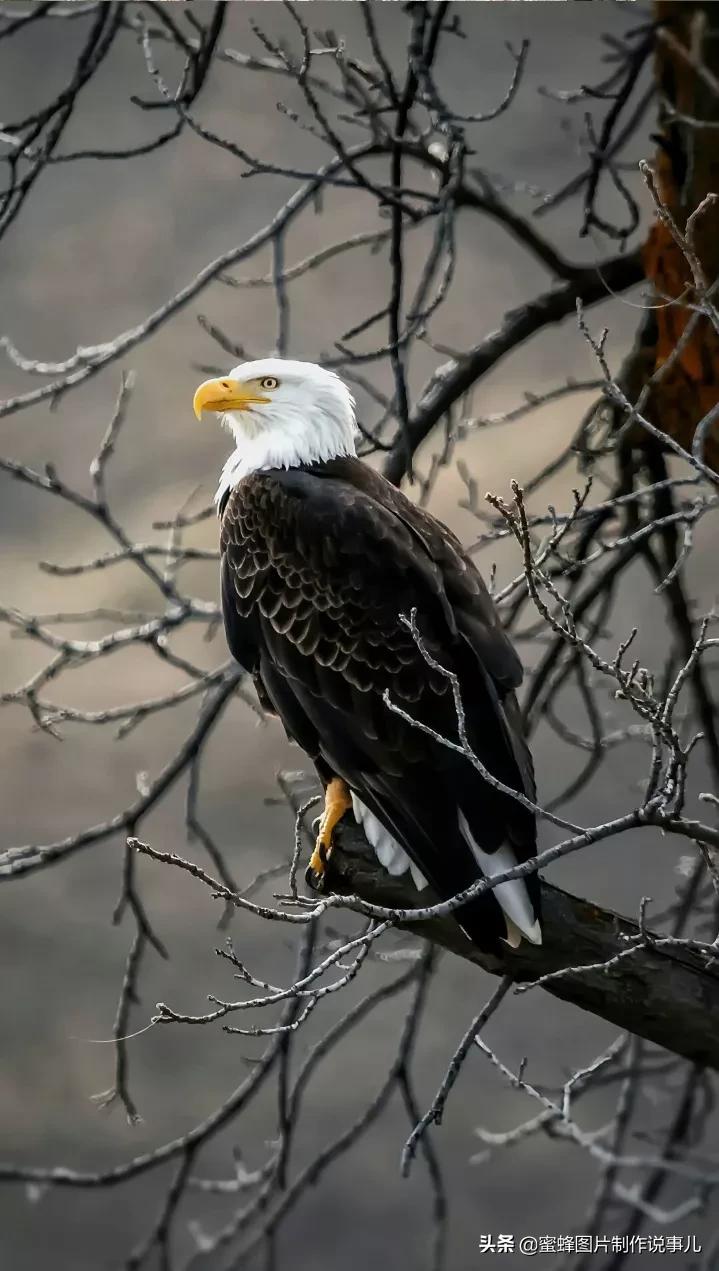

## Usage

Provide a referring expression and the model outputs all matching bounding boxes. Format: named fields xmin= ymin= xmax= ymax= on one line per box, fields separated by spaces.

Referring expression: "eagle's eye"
xmin=260 ymin=376 xmax=279 ymax=391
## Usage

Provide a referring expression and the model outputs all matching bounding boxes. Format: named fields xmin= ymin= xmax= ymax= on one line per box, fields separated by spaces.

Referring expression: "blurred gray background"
xmin=0 ymin=4 xmax=713 ymax=1269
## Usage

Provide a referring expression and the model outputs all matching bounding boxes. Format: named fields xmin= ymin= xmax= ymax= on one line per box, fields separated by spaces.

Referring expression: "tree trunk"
xmin=636 ymin=1 xmax=719 ymax=467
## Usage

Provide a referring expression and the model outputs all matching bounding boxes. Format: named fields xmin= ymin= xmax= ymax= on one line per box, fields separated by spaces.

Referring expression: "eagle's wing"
xmin=220 ymin=460 xmax=539 ymax=950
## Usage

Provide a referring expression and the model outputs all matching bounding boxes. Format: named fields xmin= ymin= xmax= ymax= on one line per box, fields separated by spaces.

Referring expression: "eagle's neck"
xmin=215 ymin=410 xmax=357 ymax=506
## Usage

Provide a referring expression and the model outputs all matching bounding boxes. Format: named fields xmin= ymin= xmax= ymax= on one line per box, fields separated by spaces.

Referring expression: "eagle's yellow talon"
xmin=305 ymin=777 xmax=352 ymax=891
xmin=305 ymin=840 xmax=328 ymax=892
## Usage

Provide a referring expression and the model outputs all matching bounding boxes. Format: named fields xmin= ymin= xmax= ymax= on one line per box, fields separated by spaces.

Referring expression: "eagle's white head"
xmin=193 ymin=358 xmax=357 ymax=504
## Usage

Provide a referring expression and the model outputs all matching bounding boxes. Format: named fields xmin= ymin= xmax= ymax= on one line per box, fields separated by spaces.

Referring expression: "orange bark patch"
xmin=640 ymin=2 xmax=719 ymax=469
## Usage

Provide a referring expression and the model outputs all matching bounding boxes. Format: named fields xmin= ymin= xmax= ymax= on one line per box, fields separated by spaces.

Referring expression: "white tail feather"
xmin=458 ymin=812 xmax=542 ymax=946
xmin=351 ymin=794 xmax=428 ymax=891
xmin=350 ymin=794 xmax=541 ymax=944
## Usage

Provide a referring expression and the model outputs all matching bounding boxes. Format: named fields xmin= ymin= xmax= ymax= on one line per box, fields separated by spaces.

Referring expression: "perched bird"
xmin=194 ymin=358 xmax=541 ymax=952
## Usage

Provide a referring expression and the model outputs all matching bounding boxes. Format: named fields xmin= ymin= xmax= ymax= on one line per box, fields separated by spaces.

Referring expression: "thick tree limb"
xmin=285 ymin=776 xmax=719 ymax=1071
xmin=384 ymin=250 xmax=644 ymax=484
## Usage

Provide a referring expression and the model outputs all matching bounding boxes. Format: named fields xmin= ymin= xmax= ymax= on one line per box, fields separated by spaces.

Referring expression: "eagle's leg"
xmin=305 ymin=777 xmax=352 ymax=889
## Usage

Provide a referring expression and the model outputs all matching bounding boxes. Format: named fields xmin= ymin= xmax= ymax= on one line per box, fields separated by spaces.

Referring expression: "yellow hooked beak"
xmin=193 ymin=377 xmax=270 ymax=419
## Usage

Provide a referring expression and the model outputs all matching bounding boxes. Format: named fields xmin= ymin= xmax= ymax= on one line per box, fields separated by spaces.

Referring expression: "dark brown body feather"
xmin=220 ymin=456 xmax=539 ymax=950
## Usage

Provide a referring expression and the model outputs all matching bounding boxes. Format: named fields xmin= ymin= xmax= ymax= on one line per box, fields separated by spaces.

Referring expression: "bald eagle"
xmin=194 ymin=359 xmax=541 ymax=952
